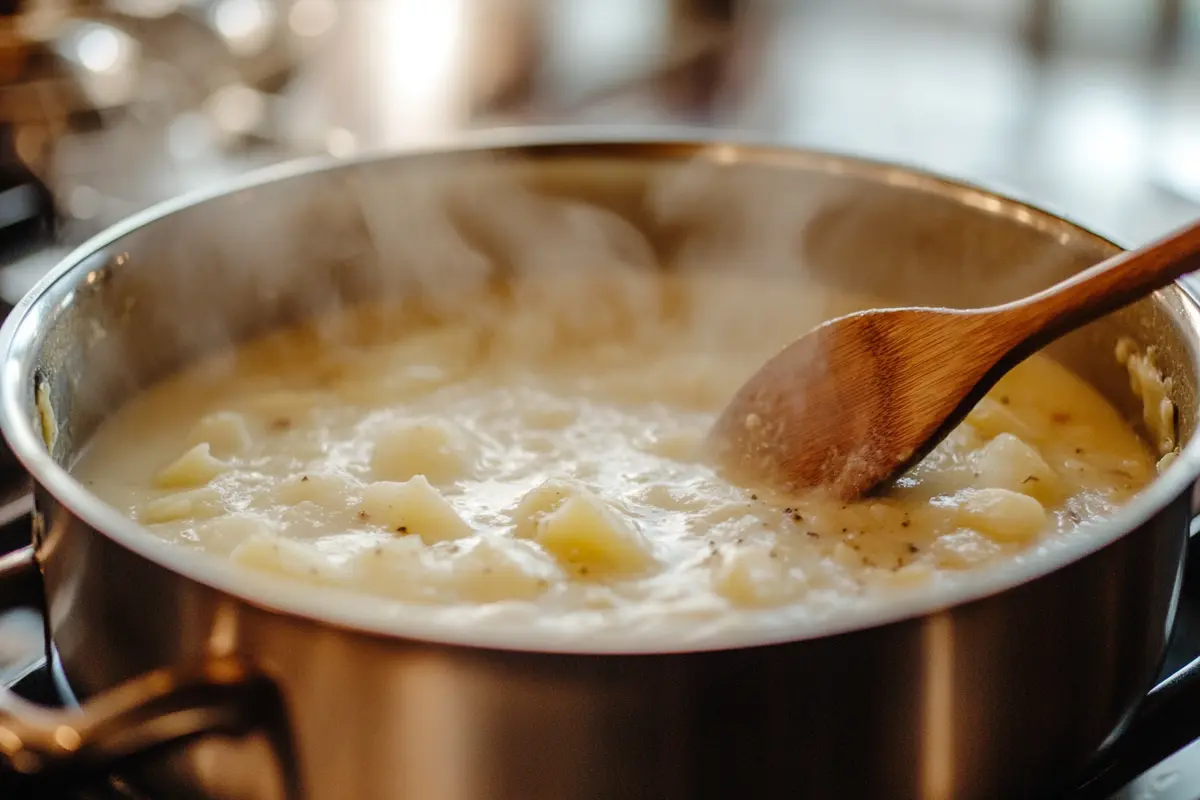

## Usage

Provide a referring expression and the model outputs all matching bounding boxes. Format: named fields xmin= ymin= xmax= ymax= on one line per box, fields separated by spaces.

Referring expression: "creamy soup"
xmin=75 ymin=268 xmax=1168 ymax=641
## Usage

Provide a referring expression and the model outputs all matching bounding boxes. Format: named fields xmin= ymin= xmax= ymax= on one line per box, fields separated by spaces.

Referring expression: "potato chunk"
xmin=370 ymin=419 xmax=472 ymax=484
xmin=449 ymin=537 xmax=563 ymax=602
xmin=713 ymin=545 xmax=803 ymax=607
xmin=353 ymin=535 xmax=560 ymax=604
xmin=231 ymin=535 xmax=348 ymax=584
xmin=361 ymin=477 xmax=473 ymax=543
xmin=929 ymin=528 xmax=1003 ymax=568
xmin=274 ymin=470 xmax=359 ymax=511
xmin=972 ymin=433 xmax=1062 ymax=502
xmin=154 ymin=443 xmax=228 ymax=489
xmin=140 ymin=487 xmax=225 ymax=524
xmin=950 ymin=487 xmax=1047 ymax=543
xmin=965 ymin=397 xmax=1038 ymax=443
xmin=187 ymin=411 xmax=251 ymax=458
xmin=511 ymin=479 xmax=577 ymax=539
xmin=535 ymin=490 xmax=654 ymax=577
xmin=353 ymin=537 xmax=438 ymax=602
xmin=193 ymin=513 xmax=277 ymax=555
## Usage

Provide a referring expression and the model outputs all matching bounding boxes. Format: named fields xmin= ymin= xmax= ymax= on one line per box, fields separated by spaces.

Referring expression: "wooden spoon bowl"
xmin=708 ymin=218 xmax=1200 ymax=501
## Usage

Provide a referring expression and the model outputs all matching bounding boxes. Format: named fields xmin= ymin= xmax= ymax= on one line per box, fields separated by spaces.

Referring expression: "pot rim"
xmin=5 ymin=125 xmax=1200 ymax=655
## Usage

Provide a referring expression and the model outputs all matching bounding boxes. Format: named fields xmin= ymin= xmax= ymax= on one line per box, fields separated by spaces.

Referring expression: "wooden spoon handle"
xmin=998 ymin=218 xmax=1200 ymax=341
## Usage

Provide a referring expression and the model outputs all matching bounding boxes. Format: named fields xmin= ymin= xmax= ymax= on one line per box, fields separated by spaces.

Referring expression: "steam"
xmin=66 ymin=143 xmax=1105 ymax=464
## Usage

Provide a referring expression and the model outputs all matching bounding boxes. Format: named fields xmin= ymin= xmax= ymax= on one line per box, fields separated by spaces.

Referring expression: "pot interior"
xmin=17 ymin=141 xmax=1200 ymax=520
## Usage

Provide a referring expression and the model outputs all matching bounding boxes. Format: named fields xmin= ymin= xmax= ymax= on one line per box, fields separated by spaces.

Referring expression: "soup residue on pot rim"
xmin=73 ymin=267 xmax=1167 ymax=641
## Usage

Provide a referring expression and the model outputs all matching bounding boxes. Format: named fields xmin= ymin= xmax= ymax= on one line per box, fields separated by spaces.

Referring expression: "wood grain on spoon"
xmin=708 ymin=218 xmax=1200 ymax=502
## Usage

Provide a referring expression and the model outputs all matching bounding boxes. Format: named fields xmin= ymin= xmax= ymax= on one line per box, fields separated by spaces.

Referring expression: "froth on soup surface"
xmin=75 ymin=267 xmax=1162 ymax=643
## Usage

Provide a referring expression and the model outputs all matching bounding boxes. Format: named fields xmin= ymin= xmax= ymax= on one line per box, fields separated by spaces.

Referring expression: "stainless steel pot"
xmin=2 ymin=130 xmax=1200 ymax=800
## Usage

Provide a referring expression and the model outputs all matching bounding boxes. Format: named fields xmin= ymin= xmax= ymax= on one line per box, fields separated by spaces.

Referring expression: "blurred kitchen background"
xmin=1 ymin=0 xmax=1200 ymax=302
xmin=2 ymin=2 xmax=1200 ymax=795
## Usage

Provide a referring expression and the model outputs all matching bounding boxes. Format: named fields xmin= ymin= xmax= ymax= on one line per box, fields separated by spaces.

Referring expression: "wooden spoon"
xmin=707 ymin=218 xmax=1200 ymax=502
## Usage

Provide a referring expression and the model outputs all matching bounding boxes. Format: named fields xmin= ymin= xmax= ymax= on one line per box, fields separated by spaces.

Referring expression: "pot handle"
xmin=0 ymin=543 xmax=301 ymax=797
xmin=1068 ymin=498 xmax=1200 ymax=799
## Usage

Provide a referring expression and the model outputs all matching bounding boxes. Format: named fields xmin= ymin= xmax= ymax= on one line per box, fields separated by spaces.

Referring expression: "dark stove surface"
xmin=2 ymin=660 xmax=154 ymax=800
